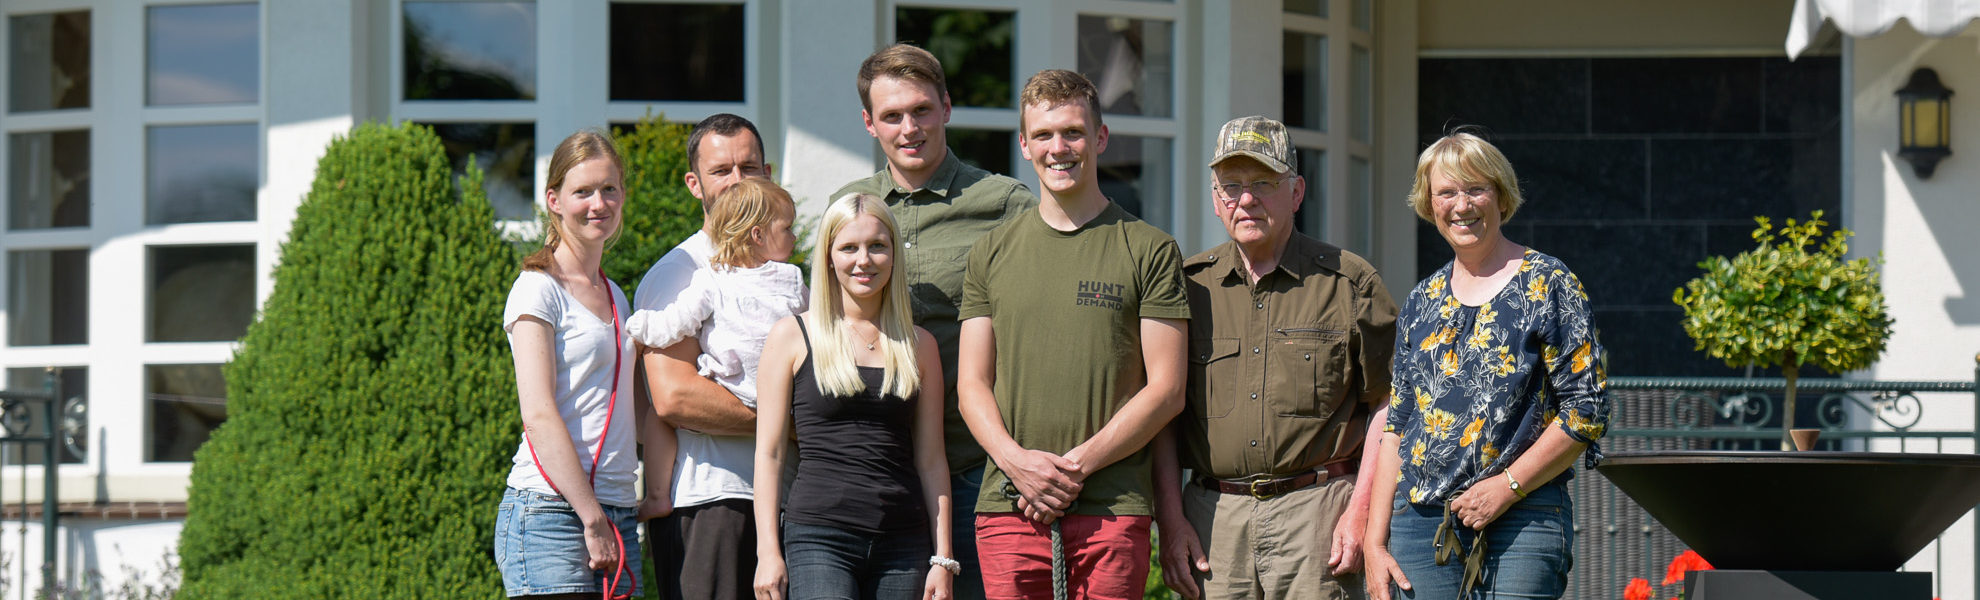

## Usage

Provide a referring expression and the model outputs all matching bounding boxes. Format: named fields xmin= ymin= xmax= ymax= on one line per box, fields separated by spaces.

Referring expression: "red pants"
xmin=975 ymin=513 xmax=1152 ymax=600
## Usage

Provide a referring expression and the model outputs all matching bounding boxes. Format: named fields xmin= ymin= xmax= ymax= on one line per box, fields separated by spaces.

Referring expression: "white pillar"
xmin=777 ymin=0 xmax=881 ymax=220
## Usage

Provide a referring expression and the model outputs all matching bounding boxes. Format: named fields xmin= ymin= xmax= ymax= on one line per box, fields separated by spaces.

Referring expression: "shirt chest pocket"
xmin=906 ymin=245 xmax=973 ymax=321
xmin=1271 ymin=327 xmax=1349 ymax=420
xmin=1188 ymin=337 xmax=1241 ymax=419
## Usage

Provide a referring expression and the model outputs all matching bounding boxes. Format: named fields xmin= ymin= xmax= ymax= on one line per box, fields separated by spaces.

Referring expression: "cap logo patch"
xmin=1234 ymin=131 xmax=1272 ymax=145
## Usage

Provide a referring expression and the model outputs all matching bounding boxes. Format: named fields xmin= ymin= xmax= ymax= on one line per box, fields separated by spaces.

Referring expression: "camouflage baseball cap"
xmin=1210 ymin=116 xmax=1295 ymax=173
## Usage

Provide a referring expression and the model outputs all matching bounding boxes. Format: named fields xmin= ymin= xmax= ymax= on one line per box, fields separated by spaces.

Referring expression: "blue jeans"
xmin=783 ymin=520 xmax=932 ymax=600
xmin=951 ymin=462 xmax=985 ymax=600
xmin=1386 ymin=481 xmax=1573 ymax=599
xmin=494 ymin=487 xmax=644 ymax=597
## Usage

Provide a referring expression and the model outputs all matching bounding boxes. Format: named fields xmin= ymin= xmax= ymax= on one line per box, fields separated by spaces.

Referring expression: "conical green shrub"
xmin=178 ymin=122 xmax=518 ymax=599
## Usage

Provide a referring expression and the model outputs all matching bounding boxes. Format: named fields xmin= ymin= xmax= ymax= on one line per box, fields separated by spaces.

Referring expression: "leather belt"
xmin=1195 ymin=461 xmax=1354 ymax=499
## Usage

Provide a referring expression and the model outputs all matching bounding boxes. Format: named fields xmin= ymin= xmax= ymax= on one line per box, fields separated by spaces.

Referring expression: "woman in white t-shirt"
xmin=494 ymin=129 xmax=642 ymax=599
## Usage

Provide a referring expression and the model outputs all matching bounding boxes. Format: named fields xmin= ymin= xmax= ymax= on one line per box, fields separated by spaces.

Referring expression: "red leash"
xmin=523 ymin=269 xmax=633 ymax=600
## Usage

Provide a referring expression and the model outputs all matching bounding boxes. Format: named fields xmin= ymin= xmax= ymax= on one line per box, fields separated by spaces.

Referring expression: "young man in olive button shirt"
xmin=832 ymin=43 xmax=1037 ymax=600
xmin=1151 ymin=116 xmax=1399 ymax=600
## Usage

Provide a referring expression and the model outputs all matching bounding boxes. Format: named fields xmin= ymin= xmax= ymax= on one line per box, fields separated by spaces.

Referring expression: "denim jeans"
xmin=1386 ymin=480 xmax=1573 ymax=599
xmin=950 ymin=462 xmax=986 ymax=600
xmin=783 ymin=520 xmax=931 ymax=600
xmin=494 ymin=487 xmax=644 ymax=597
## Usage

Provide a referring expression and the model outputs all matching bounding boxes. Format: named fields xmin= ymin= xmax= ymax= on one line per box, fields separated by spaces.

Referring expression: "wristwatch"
xmin=1505 ymin=471 xmax=1528 ymax=499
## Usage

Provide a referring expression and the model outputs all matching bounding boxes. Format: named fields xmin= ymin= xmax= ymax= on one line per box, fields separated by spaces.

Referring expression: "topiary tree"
xmin=1672 ymin=210 xmax=1894 ymax=449
xmin=178 ymin=122 xmax=519 ymax=598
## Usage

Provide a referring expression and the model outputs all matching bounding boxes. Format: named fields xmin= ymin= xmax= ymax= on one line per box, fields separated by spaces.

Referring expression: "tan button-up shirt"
xmin=1179 ymin=233 xmax=1398 ymax=480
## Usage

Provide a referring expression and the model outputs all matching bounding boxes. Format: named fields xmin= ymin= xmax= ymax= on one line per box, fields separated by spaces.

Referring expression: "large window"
xmin=1285 ymin=0 xmax=1376 ymax=254
xmin=892 ymin=6 xmax=1019 ymax=176
xmin=611 ymin=3 xmax=745 ymax=102
xmin=4 ymin=2 xmax=265 ymax=475
xmin=403 ymin=1 xmax=536 ymax=101
xmin=1076 ymin=6 xmax=1180 ymax=232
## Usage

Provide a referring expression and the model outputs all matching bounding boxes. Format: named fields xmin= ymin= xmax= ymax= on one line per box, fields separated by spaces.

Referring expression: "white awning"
xmin=1788 ymin=0 xmax=1980 ymax=58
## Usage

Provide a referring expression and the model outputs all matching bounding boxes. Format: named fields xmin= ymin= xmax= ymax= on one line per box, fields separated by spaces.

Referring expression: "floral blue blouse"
xmin=1385 ymin=249 xmax=1610 ymax=507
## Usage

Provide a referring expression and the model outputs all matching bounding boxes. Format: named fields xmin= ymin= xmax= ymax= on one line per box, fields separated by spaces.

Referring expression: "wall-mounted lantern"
xmin=1896 ymin=67 xmax=1952 ymax=179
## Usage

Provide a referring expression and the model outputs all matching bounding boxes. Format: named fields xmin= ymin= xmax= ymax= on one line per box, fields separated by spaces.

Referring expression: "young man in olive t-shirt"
xmin=956 ymin=69 xmax=1190 ymax=600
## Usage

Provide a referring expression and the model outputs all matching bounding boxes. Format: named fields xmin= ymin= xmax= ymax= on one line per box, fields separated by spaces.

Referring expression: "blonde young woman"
xmin=752 ymin=194 xmax=955 ymax=600
xmin=495 ymin=130 xmax=642 ymax=599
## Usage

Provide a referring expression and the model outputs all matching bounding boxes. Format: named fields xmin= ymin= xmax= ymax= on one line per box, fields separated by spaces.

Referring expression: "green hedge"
xmin=178 ymin=122 xmax=518 ymax=598
xmin=608 ymin=115 xmax=708 ymax=297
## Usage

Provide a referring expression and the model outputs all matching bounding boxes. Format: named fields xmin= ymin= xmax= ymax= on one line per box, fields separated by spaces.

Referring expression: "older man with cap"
xmin=1151 ymin=116 xmax=1398 ymax=600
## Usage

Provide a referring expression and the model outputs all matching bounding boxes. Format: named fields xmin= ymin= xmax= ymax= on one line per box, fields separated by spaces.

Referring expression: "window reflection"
xmin=147 ymin=4 xmax=258 ymax=106
xmin=7 ymin=249 xmax=87 ymax=346
xmin=8 ymin=130 xmax=89 ymax=229
xmin=3 ymin=367 xmax=87 ymax=465
xmin=149 ymin=245 xmax=254 ymax=343
xmin=9 ymin=11 xmax=90 ymax=112
xmin=1293 ymin=147 xmax=1325 ymax=236
xmin=147 ymin=364 xmax=226 ymax=462
xmin=1283 ymin=32 xmax=1326 ymax=132
xmin=423 ymin=122 xmax=537 ymax=220
xmin=896 ymin=8 xmax=1015 ymax=109
xmin=1076 ymin=16 xmax=1173 ymax=118
xmin=148 ymin=124 xmax=258 ymax=225
xmin=1354 ymin=0 xmax=1374 ymax=31
xmin=404 ymin=2 xmax=536 ymax=101
xmin=611 ymin=3 xmax=744 ymax=102
xmin=946 ymin=129 xmax=1014 ymax=178
xmin=1098 ymin=135 xmax=1173 ymax=232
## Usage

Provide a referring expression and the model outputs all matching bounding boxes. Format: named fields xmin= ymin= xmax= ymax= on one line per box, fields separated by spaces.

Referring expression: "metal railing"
xmin=1570 ymin=359 xmax=1980 ymax=599
xmin=0 ymin=370 xmax=63 ymax=596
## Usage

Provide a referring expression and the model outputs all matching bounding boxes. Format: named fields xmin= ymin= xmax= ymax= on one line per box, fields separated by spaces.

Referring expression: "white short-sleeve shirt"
xmin=502 ymin=270 xmax=639 ymax=507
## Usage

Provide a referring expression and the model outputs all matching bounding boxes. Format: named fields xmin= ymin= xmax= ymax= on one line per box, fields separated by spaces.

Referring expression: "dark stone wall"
xmin=1415 ymin=57 xmax=1842 ymax=376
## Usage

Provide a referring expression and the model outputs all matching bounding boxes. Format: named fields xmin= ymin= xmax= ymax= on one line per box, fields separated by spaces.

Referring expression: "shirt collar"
xmin=1213 ymin=233 xmax=1339 ymax=284
xmin=886 ymin=149 xmax=963 ymax=199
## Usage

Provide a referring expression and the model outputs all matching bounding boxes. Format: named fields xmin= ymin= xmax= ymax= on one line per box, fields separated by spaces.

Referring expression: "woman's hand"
xmin=753 ymin=555 xmax=788 ymax=600
xmin=1449 ymin=479 xmax=1517 ymax=531
xmin=581 ymin=514 xmax=619 ymax=573
xmin=922 ymin=564 xmax=954 ymax=600
xmin=1363 ymin=543 xmax=1410 ymax=600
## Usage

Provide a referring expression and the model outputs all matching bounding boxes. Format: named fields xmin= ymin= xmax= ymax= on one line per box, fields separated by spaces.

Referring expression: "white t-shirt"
xmin=635 ymin=232 xmax=759 ymax=508
xmin=624 ymin=261 xmax=808 ymax=409
xmin=502 ymin=270 xmax=639 ymax=508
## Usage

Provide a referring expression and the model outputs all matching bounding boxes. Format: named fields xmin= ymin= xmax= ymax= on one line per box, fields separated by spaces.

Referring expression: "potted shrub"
xmin=1671 ymin=211 xmax=1894 ymax=449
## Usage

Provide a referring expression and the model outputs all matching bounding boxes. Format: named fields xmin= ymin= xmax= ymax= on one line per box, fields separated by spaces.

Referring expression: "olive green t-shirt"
xmin=958 ymin=201 xmax=1191 ymax=516
xmin=834 ymin=152 xmax=1037 ymax=472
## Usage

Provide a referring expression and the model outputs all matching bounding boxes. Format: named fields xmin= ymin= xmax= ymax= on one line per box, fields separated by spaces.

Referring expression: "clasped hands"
xmin=1004 ymin=448 xmax=1085 ymax=524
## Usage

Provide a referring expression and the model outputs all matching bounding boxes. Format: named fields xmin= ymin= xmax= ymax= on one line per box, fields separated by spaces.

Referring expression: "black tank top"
xmin=783 ymin=319 xmax=928 ymax=534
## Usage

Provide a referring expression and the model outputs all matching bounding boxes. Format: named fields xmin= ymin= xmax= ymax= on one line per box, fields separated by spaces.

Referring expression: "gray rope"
xmin=1051 ymin=518 xmax=1066 ymax=600
xmin=1006 ymin=482 xmax=1069 ymax=600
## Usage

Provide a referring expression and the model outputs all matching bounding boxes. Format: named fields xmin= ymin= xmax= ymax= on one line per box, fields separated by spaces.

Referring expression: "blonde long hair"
xmin=808 ymin=194 xmax=919 ymax=399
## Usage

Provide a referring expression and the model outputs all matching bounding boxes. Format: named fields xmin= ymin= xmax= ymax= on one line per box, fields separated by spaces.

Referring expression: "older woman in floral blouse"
xmin=1363 ymin=132 xmax=1610 ymax=600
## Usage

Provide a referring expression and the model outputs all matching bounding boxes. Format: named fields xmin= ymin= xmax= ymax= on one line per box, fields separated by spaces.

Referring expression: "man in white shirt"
xmin=637 ymin=113 xmax=772 ymax=600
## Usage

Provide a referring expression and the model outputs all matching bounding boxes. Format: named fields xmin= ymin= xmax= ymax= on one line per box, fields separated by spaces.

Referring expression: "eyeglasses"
xmin=1433 ymin=185 xmax=1494 ymax=201
xmin=1215 ymin=175 xmax=1292 ymax=199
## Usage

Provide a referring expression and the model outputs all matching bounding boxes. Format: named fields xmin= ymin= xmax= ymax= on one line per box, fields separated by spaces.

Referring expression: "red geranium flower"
xmin=1624 ymin=577 xmax=1653 ymax=600
xmin=1663 ymin=549 xmax=1713 ymax=586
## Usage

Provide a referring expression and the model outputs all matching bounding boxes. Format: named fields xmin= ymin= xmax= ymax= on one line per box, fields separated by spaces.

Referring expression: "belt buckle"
xmin=1248 ymin=478 xmax=1278 ymax=499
